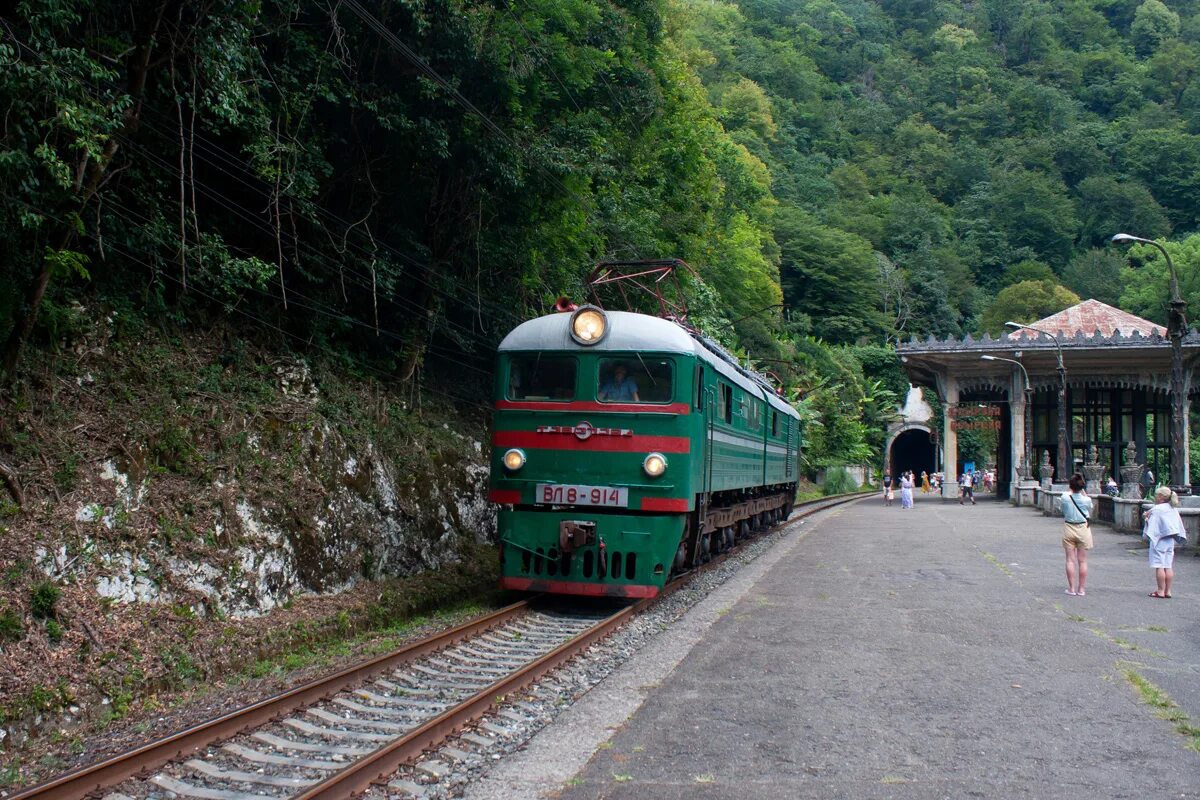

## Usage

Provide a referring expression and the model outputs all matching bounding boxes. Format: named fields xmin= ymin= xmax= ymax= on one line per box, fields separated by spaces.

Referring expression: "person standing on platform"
xmin=1060 ymin=473 xmax=1093 ymax=597
xmin=920 ymin=471 xmax=931 ymax=494
xmin=959 ymin=470 xmax=975 ymax=505
xmin=882 ymin=473 xmax=893 ymax=506
xmin=1144 ymin=486 xmax=1185 ymax=598
xmin=900 ymin=471 xmax=915 ymax=509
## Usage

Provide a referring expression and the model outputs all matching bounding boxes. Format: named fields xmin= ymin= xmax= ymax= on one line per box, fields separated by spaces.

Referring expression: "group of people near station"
xmin=1059 ymin=472 xmax=1185 ymax=599
xmin=881 ymin=468 xmax=991 ymax=508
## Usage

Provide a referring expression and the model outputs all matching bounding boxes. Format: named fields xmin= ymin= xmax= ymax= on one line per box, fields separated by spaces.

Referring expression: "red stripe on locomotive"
xmin=499 ymin=576 xmax=659 ymax=598
xmin=640 ymin=497 xmax=689 ymax=511
xmin=492 ymin=430 xmax=691 ymax=453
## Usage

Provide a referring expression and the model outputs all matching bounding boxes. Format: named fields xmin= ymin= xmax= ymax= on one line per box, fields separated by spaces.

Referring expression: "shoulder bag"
xmin=1068 ymin=494 xmax=1090 ymax=528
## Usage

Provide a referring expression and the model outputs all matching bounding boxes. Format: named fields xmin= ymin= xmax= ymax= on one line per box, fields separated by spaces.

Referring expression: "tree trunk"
xmin=0 ymin=4 xmax=165 ymax=383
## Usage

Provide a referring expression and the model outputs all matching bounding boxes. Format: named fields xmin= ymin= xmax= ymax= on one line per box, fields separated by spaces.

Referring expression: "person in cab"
xmin=599 ymin=363 xmax=640 ymax=402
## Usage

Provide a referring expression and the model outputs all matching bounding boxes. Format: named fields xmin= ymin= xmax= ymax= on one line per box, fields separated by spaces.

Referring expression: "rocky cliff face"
xmin=0 ymin=312 xmax=496 ymax=741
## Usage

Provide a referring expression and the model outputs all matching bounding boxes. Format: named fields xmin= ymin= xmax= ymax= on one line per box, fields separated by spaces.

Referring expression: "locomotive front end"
xmin=489 ymin=308 xmax=698 ymax=597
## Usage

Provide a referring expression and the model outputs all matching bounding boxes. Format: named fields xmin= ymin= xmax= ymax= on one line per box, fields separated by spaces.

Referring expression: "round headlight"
xmin=503 ymin=448 xmax=526 ymax=471
xmin=569 ymin=305 xmax=608 ymax=345
xmin=643 ymin=452 xmax=667 ymax=477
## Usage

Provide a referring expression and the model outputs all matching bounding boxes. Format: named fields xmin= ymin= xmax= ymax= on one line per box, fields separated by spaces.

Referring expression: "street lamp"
xmin=1006 ymin=321 xmax=1069 ymax=479
xmin=1111 ymin=233 xmax=1187 ymax=488
xmin=982 ymin=354 xmax=1032 ymax=482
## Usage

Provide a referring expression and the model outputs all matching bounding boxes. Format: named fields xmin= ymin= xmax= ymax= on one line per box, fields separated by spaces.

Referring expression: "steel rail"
xmin=7 ymin=600 xmax=535 ymax=800
xmin=12 ymin=490 xmax=870 ymax=800
xmin=292 ymin=490 xmax=871 ymax=799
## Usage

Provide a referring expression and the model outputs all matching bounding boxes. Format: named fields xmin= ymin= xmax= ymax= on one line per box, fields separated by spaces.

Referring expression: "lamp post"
xmin=1006 ymin=321 xmax=1069 ymax=478
xmin=1111 ymin=233 xmax=1187 ymax=488
xmin=982 ymin=354 xmax=1032 ymax=482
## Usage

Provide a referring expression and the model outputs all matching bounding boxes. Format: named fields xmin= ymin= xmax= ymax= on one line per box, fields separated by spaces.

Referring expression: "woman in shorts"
xmin=1059 ymin=473 xmax=1093 ymax=596
xmin=1143 ymin=486 xmax=1185 ymax=598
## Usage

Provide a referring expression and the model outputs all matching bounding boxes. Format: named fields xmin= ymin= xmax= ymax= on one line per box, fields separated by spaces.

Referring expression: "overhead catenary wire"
xmin=0 ymin=28 xmax=529 ymax=332
xmin=74 ymin=187 xmax=496 ymax=379
xmin=336 ymin=0 xmax=631 ymax=253
xmin=4 ymin=192 xmax=497 ymax=411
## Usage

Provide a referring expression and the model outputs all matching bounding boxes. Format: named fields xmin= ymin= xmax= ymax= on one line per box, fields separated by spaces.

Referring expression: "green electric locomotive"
xmin=489 ymin=304 xmax=800 ymax=598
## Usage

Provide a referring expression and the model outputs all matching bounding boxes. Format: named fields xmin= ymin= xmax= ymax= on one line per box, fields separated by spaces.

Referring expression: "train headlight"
xmin=502 ymin=448 xmax=526 ymax=471
xmin=643 ymin=452 xmax=667 ymax=477
xmin=569 ymin=305 xmax=608 ymax=345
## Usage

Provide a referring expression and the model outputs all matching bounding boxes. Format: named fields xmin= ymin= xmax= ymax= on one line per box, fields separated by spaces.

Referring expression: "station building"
xmin=895 ymin=299 xmax=1198 ymax=500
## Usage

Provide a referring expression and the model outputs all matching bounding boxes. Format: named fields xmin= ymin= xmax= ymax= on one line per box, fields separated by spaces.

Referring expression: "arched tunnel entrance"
xmin=890 ymin=428 xmax=937 ymax=479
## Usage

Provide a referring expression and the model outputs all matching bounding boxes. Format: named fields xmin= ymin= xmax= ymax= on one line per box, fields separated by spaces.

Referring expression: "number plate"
xmin=536 ymin=483 xmax=628 ymax=507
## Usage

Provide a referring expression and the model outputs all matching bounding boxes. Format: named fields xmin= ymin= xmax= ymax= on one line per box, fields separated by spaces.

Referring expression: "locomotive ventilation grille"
xmin=519 ymin=547 xmax=639 ymax=581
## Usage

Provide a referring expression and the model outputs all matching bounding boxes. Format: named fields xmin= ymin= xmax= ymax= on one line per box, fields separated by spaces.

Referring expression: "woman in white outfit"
xmin=900 ymin=471 xmax=915 ymax=509
xmin=1144 ymin=486 xmax=1186 ymax=598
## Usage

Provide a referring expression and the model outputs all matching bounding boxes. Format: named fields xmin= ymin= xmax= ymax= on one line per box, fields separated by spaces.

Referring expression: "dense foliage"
xmin=5 ymin=0 xmax=1200 ymax=470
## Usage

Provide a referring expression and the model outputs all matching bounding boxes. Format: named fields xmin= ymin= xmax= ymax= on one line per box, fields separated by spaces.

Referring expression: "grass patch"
xmin=612 ymin=773 xmax=633 ymax=783
xmin=980 ymin=551 xmax=1013 ymax=577
xmin=694 ymin=774 xmax=715 ymax=784
xmin=0 ymin=606 xmax=23 ymax=642
xmin=30 ymin=581 xmax=61 ymax=619
xmin=1120 ymin=666 xmax=1200 ymax=751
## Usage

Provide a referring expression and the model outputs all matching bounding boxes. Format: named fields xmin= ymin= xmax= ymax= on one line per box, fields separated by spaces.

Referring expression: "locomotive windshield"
xmin=597 ymin=357 xmax=673 ymax=404
xmin=508 ymin=356 xmax=576 ymax=401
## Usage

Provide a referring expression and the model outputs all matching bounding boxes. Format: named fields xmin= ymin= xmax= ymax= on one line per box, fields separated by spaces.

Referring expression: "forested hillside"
xmin=4 ymin=0 xmax=1200 ymax=464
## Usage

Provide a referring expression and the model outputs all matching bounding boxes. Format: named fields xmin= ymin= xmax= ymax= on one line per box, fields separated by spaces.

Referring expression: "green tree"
xmin=1117 ymin=235 xmax=1200 ymax=326
xmin=1062 ymin=249 xmax=1126 ymax=305
xmin=1131 ymin=0 xmax=1181 ymax=57
xmin=776 ymin=208 xmax=884 ymax=344
xmin=1075 ymin=175 xmax=1171 ymax=248
xmin=979 ymin=280 xmax=1081 ymax=335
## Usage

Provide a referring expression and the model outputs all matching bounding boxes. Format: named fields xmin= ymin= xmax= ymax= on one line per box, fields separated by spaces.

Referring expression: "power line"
xmin=5 ymin=191 xmax=497 ymax=412
xmin=337 ymin=0 xmax=625 ymax=249
xmin=1 ymin=28 xmax=528 ymax=331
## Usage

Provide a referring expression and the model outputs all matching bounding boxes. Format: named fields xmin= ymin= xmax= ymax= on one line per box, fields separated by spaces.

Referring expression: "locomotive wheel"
xmin=699 ymin=532 xmax=711 ymax=562
xmin=723 ymin=525 xmax=735 ymax=551
xmin=674 ymin=542 xmax=688 ymax=573
xmin=739 ymin=519 xmax=751 ymax=540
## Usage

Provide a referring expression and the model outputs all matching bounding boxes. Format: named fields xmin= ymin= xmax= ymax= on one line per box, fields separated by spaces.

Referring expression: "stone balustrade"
xmin=1026 ymin=486 xmax=1196 ymax=548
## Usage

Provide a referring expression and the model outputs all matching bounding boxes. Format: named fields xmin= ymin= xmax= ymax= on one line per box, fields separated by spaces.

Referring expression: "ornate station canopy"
xmin=895 ymin=300 xmax=1200 ymax=500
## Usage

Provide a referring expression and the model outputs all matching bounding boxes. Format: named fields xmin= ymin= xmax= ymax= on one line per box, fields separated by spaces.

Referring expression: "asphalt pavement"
xmin=469 ymin=494 xmax=1200 ymax=800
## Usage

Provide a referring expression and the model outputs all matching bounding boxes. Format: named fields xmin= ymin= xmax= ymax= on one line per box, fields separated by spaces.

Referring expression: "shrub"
xmin=0 ymin=607 xmax=23 ymax=642
xmin=823 ymin=466 xmax=858 ymax=496
xmin=30 ymin=581 xmax=61 ymax=620
xmin=45 ymin=619 xmax=64 ymax=643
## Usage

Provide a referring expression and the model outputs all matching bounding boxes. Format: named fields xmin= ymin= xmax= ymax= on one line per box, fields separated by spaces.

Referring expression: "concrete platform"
xmin=467 ymin=496 xmax=1200 ymax=799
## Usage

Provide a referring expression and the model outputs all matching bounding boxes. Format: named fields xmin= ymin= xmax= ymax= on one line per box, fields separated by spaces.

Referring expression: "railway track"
xmin=11 ymin=491 xmax=867 ymax=800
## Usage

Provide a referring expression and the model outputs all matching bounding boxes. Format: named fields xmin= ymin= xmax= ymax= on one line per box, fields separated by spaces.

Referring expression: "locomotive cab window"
xmin=597 ymin=358 xmax=673 ymax=404
xmin=508 ymin=356 xmax=576 ymax=401
xmin=771 ymin=410 xmax=779 ymax=437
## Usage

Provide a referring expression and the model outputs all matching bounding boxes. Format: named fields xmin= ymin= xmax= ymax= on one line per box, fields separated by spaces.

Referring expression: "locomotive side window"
xmin=695 ymin=365 xmax=704 ymax=410
xmin=747 ymin=398 xmax=760 ymax=430
xmin=718 ymin=383 xmax=733 ymax=423
xmin=597 ymin=358 xmax=673 ymax=404
xmin=771 ymin=410 xmax=779 ymax=437
xmin=508 ymin=356 xmax=576 ymax=401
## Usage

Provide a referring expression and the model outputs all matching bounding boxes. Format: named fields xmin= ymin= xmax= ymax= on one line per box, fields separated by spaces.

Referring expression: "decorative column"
xmin=1010 ymin=384 xmax=1027 ymax=487
xmin=1038 ymin=449 xmax=1054 ymax=490
xmin=1083 ymin=445 xmax=1104 ymax=495
xmin=1119 ymin=440 xmax=1144 ymax=500
xmin=942 ymin=377 xmax=960 ymax=499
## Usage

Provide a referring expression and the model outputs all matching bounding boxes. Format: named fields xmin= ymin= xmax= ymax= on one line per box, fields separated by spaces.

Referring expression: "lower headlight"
xmin=503 ymin=448 xmax=526 ymax=471
xmin=643 ymin=452 xmax=667 ymax=477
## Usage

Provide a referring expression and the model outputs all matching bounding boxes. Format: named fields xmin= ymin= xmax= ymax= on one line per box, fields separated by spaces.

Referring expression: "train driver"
xmin=598 ymin=363 xmax=640 ymax=402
